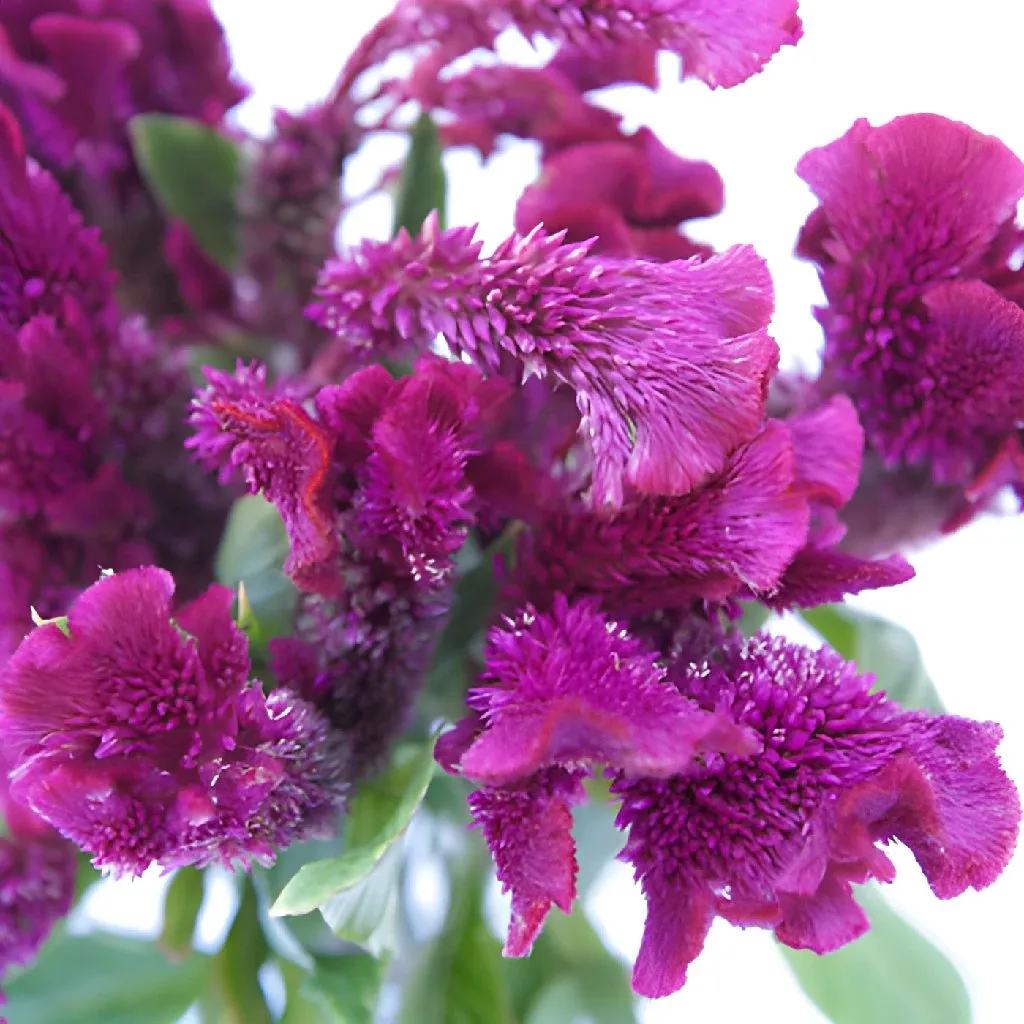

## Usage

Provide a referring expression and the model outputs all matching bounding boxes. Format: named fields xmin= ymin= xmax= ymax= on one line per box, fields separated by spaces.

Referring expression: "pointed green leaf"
xmin=393 ymin=113 xmax=447 ymax=237
xmin=159 ymin=868 xmax=206 ymax=960
xmin=271 ymin=739 xmax=436 ymax=917
xmin=302 ymin=954 xmax=384 ymax=1024
xmin=3 ymin=932 xmax=211 ymax=1024
xmin=200 ymin=879 xmax=273 ymax=1024
xmin=215 ymin=495 xmax=297 ymax=645
xmin=780 ymin=884 xmax=970 ymax=1024
xmin=800 ymin=605 xmax=945 ymax=712
xmin=130 ymin=114 xmax=243 ymax=268
xmin=318 ymin=843 xmax=402 ymax=955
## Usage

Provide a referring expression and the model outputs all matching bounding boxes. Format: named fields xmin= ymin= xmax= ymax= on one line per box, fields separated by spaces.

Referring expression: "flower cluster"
xmin=0 ymin=0 xmax=1019 ymax=1008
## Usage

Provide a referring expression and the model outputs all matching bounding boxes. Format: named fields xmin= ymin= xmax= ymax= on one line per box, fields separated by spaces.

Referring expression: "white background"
xmin=88 ymin=2 xmax=1024 ymax=1022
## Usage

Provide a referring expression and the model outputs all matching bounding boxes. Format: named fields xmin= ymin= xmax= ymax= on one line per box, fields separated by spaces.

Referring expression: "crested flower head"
xmin=797 ymin=114 xmax=1024 ymax=502
xmin=343 ymin=0 xmax=801 ymax=97
xmin=0 ymin=568 xmax=349 ymax=874
xmin=310 ymin=217 xmax=778 ymax=508
xmin=0 ymin=0 xmax=245 ymax=175
xmin=613 ymin=634 xmax=1020 ymax=996
xmin=439 ymin=598 xmax=756 ymax=956
xmin=193 ymin=354 xmax=539 ymax=779
xmin=0 ymin=109 xmax=229 ymax=650
xmin=516 ymin=127 xmax=723 ymax=260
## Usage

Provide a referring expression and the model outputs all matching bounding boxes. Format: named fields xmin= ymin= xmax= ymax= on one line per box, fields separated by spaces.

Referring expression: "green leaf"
xmin=271 ymin=739 xmax=436 ymax=918
xmin=800 ymin=605 xmax=945 ymax=712
xmin=130 ymin=114 xmax=243 ymax=268
xmin=780 ymin=884 xmax=970 ymax=1024
xmin=318 ymin=842 xmax=402 ymax=956
xmin=3 ymin=932 xmax=210 ymax=1024
xmin=159 ymin=868 xmax=206 ymax=960
xmin=302 ymin=954 xmax=384 ymax=1024
xmin=400 ymin=858 xmax=515 ymax=1024
xmin=393 ymin=113 xmax=447 ymax=237
xmin=737 ymin=600 xmax=771 ymax=637
xmin=200 ymin=879 xmax=273 ymax=1024
xmin=215 ymin=495 xmax=297 ymax=645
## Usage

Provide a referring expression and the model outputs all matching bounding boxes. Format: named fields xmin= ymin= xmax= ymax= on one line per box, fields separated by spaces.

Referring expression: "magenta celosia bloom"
xmin=0 ymin=0 xmax=245 ymax=175
xmin=422 ymin=63 xmax=623 ymax=159
xmin=343 ymin=0 xmax=801 ymax=97
xmin=310 ymin=217 xmax=778 ymax=507
xmin=192 ymin=355 xmax=538 ymax=778
xmin=452 ymin=596 xmax=756 ymax=784
xmin=0 ymin=106 xmax=227 ymax=651
xmin=516 ymin=127 xmax=723 ymax=260
xmin=613 ymin=635 xmax=1020 ymax=996
xmin=0 ymin=767 xmax=76 ymax=990
xmin=0 ymin=568 xmax=348 ymax=874
xmin=439 ymin=598 xmax=756 ymax=955
xmin=797 ymin=114 xmax=1024 ymax=529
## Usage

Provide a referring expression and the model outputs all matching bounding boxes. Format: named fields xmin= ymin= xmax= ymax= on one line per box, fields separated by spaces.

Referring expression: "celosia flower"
xmin=0 ymin=0 xmax=245 ymax=176
xmin=342 ymin=0 xmax=801 ymax=97
xmin=310 ymin=217 xmax=778 ymax=507
xmin=613 ymin=635 xmax=1020 ymax=996
xmin=0 ymin=106 xmax=229 ymax=650
xmin=0 ymin=568 xmax=348 ymax=875
xmin=412 ymin=64 xmax=624 ymax=159
xmin=192 ymin=355 xmax=537 ymax=778
xmin=439 ymin=598 xmax=756 ymax=954
xmin=797 ymin=114 xmax=1024 ymax=530
xmin=231 ymin=100 xmax=358 ymax=354
xmin=0 ymin=765 xmax=76 ymax=990
xmin=516 ymin=127 xmax=723 ymax=260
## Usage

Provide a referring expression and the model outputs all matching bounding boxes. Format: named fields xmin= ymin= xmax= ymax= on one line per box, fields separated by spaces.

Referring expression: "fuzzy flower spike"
xmin=310 ymin=217 xmax=778 ymax=507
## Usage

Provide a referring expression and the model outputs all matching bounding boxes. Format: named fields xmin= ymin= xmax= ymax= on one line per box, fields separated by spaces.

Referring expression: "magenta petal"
xmin=775 ymin=868 xmax=870 ymax=953
xmin=897 ymin=718 xmax=1021 ymax=898
xmin=462 ymin=597 xmax=755 ymax=783
xmin=468 ymin=768 xmax=584 ymax=957
xmin=766 ymin=547 xmax=915 ymax=610
xmin=632 ymin=873 xmax=714 ymax=998
xmin=786 ymin=394 xmax=864 ymax=507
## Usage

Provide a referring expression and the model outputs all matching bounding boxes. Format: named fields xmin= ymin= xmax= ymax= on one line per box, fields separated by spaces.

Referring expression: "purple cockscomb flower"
xmin=613 ymin=634 xmax=1020 ymax=996
xmin=509 ymin=422 xmax=809 ymax=615
xmin=438 ymin=598 xmax=756 ymax=955
xmin=191 ymin=355 xmax=537 ymax=778
xmin=0 ymin=0 xmax=245 ymax=176
xmin=797 ymin=114 xmax=1024 ymax=534
xmin=516 ymin=127 xmax=723 ymax=261
xmin=310 ymin=217 xmax=778 ymax=508
xmin=0 ymin=107 xmax=229 ymax=652
xmin=342 ymin=0 xmax=801 ymax=98
xmin=0 ymin=568 xmax=348 ymax=875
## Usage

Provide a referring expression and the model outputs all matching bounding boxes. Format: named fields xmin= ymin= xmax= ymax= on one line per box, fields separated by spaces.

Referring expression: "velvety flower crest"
xmin=798 ymin=114 xmax=1024 ymax=503
xmin=438 ymin=598 xmax=757 ymax=956
xmin=613 ymin=634 xmax=1020 ymax=996
xmin=0 ymin=568 xmax=348 ymax=875
xmin=310 ymin=217 xmax=778 ymax=507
